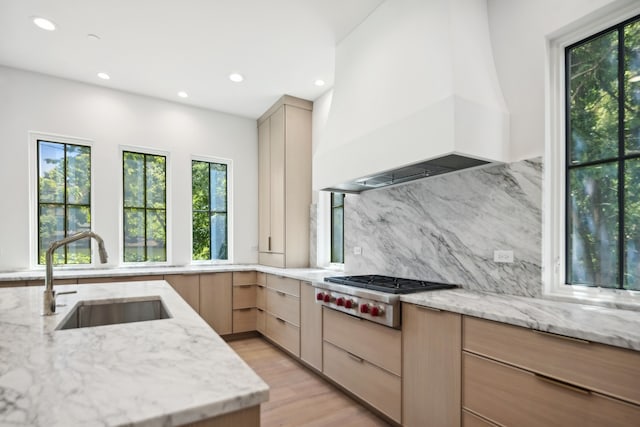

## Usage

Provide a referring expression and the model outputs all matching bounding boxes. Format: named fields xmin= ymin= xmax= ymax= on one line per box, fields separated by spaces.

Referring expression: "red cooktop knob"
xmin=370 ymin=306 xmax=380 ymax=317
xmin=360 ymin=304 xmax=369 ymax=314
xmin=345 ymin=299 xmax=355 ymax=309
xmin=336 ymin=297 xmax=345 ymax=306
xmin=316 ymin=292 xmax=324 ymax=301
xmin=323 ymin=294 xmax=332 ymax=303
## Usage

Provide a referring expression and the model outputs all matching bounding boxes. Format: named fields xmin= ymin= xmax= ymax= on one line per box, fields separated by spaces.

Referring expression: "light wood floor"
xmin=229 ymin=337 xmax=391 ymax=427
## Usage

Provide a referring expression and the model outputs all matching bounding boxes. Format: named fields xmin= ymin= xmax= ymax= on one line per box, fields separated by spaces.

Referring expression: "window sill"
xmin=323 ymin=263 xmax=345 ymax=272
xmin=543 ymin=285 xmax=640 ymax=312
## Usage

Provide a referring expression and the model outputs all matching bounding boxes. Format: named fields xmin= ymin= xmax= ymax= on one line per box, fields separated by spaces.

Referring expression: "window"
xmin=565 ymin=15 xmax=640 ymax=290
xmin=191 ymin=159 xmax=229 ymax=261
xmin=330 ymin=192 xmax=344 ymax=263
xmin=122 ymin=151 xmax=167 ymax=262
xmin=37 ymin=140 xmax=91 ymax=264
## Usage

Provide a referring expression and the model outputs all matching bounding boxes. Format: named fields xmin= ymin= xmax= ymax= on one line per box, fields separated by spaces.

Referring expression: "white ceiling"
xmin=0 ymin=0 xmax=384 ymax=118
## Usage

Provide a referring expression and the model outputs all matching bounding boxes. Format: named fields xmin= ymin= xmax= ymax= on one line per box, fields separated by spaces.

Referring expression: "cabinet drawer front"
xmin=233 ymin=308 xmax=257 ymax=333
xmin=256 ymin=308 xmax=266 ymax=333
xmin=257 ymin=272 xmax=266 ymax=286
xmin=462 ymin=410 xmax=499 ymax=427
xmin=323 ymin=307 xmax=401 ymax=376
xmin=463 ymin=352 xmax=640 ymax=427
xmin=233 ymin=285 xmax=257 ymax=309
xmin=256 ymin=286 xmax=265 ymax=310
xmin=233 ymin=271 xmax=257 ymax=285
xmin=463 ymin=316 xmax=640 ymax=405
xmin=323 ymin=341 xmax=401 ymax=423
xmin=266 ymin=275 xmax=300 ymax=297
xmin=266 ymin=288 xmax=299 ymax=326
xmin=265 ymin=313 xmax=299 ymax=356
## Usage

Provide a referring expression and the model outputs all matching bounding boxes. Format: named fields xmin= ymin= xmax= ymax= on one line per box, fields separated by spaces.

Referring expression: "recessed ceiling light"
xmin=314 ymin=79 xmax=326 ymax=87
xmin=178 ymin=91 xmax=188 ymax=98
xmin=32 ymin=17 xmax=56 ymax=31
xmin=97 ymin=72 xmax=110 ymax=80
xmin=87 ymin=33 xmax=101 ymax=41
xmin=229 ymin=73 xmax=244 ymax=83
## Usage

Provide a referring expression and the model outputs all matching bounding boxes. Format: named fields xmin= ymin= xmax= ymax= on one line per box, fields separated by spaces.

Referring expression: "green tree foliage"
xmin=568 ymin=18 xmax=640 ymax=290
xmin=38 ymin=142 xmax=91 ymax=265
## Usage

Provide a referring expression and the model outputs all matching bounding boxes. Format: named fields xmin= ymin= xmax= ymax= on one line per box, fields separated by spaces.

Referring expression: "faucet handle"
xmin=56 ymin=290 xmax=77 ymax=296
xmin=54 ymin=290 xmax=77 ymax=309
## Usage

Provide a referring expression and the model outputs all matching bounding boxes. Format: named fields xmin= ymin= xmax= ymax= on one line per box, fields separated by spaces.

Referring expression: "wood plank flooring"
xmin=228 ymin=338 xmax=391 ymax=427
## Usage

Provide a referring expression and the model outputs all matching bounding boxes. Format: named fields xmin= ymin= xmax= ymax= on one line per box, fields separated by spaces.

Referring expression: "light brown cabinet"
xmin=263 ymin=274 xmax=301 ymax=356
xmin=200 ymin=273 xmax=233 ymax=335
xmin=232 ymin=271 xmax=258 ymax=333
xmin=256 ymin=273 xmax=266 ymax=334
xmin=462 ymin=316 xmax=640 ymax=426
xmin=300 ymin=281 xmax=322 ymax=371
xmin=164 ymin=274 xmax=200 ymax=312
xmin=402 ymin=303 xmax=461 ymax=427
xmin=257 ymin=95 xmax=312 ymax=268
xmin=0 ymin=281 xmax=26 ymax=287
xmin=322 ymin=306 xmax=402 ymax=423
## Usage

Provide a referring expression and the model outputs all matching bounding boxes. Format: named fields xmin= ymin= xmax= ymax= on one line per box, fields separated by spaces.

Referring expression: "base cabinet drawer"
xmin=265 ymin=313 xmax=300 ymax=356
xmin=462 ymin=410 xmax=498 ymax=427
xmin=464 ymin=316 xmax=640 ymax=405
xmin=233 ymin=308 xmax=257 ymax=333
xmin=266 ymin=289 xmax=299 ymax=326
xmin=256 ymin=308 xmax=266 ymax=334
xmin=256 ymin=286 xmax=265 ymax=310
xmin=323 ymin=341 xmax=401 ymax=423
xmin=233 ymin=285 xmax=257 ymax=309
xmin=323 ymin=307 xmax=400 ymax=375
xmin=463 ymin=352 xmax=640 ymax=427
xmin=266 ymin=275 xmax=300 ymax=297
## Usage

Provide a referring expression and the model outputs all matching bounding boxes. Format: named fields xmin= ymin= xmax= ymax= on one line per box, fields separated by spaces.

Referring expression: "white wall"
xmin=0 ymin=66 xmax=258 ymax=271
xmin=487 ymin=0 xmax=628 ymax=160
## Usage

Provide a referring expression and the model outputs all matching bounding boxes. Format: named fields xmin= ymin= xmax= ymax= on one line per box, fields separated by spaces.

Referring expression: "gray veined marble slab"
xmin=344 ymin=157 xmax=543 ymax=297
xmin=401 ymin=289 xmax=640 ymax=351
xmin=0 ymin=281 xmax=269 ymax=426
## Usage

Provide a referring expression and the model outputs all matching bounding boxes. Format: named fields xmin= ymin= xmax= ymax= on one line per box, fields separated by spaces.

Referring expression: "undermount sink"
xmin=57 ymin=297 xmax=171 ymax=330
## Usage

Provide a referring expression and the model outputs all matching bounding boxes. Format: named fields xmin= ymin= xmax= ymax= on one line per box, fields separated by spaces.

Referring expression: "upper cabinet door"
xmin=258 ymin=118 xmax=271 ymax=253
xmin=269 ymin=106 xmax=286 ymax=254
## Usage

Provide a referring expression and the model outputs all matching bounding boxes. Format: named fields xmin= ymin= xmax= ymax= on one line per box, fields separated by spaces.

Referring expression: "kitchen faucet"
xmin=43 ymin=231 xmax=109 ymax=315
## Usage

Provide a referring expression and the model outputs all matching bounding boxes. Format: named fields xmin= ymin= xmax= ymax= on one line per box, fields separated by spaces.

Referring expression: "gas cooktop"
xmin=324 ymin=274 xmax=457 ymax=294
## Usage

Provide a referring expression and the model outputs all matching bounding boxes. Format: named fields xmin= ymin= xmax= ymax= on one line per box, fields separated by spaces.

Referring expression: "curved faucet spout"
xmin=43 ymin=231 xmax=109 ymax=315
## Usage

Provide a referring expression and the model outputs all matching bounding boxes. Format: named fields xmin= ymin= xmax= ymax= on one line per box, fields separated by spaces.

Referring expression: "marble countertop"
xmin=0 ymin=281 xmax=269 ymax=426
xmin=400 ymin=289 xmax=640 ymax=351
xmin=0 ymin=264 xmax=343 ymax=284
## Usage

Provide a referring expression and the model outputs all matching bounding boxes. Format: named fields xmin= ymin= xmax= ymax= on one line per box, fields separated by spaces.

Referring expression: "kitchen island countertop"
xmin=0 ymin=280 xmax=269 ymax=426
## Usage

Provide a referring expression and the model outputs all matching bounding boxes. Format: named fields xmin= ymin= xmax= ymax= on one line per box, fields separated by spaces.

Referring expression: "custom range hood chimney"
xmin=313 ymin=0 xmax=510 ymax=193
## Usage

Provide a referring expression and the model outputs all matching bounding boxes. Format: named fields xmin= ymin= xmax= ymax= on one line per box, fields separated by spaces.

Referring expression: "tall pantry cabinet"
xmin=257 ymin=95 xmax=312 ymax=268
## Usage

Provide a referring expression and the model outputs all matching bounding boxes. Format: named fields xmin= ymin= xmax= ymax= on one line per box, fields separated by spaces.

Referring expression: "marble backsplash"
xmin=309 ymin=203 xmax=318 ymax=267
xmin=344 ymin=157 xmax=543 ymax=297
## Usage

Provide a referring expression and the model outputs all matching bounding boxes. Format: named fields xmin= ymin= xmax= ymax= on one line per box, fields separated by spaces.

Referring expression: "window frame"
xmin=545 ymin=3 xmax=640 ymax=307
xmin=119 ymin=146 xmax=171 ymax=266
xmin=29 ymin=132 xmax=95 ymax=269
xmin=190 ymin=155 xmax=233 ymax=264
xmin=330 ymin=192 xmax=345 ymax=264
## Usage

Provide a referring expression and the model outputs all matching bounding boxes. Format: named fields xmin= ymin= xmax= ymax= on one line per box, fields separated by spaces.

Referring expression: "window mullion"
xmin=618 ymin=26 xmax=626 ymax=290
xmin=63 ymin=144 xmax=68 ymax=264
xmin=143 ymin=154 xmax=148 ymax=262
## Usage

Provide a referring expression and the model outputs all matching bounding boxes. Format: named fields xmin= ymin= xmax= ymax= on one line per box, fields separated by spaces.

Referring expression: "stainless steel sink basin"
xmin=57 ymin=297 xmax=171 ymax=330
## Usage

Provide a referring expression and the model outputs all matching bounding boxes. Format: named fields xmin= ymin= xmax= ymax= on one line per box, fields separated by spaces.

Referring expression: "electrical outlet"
xmin=353 ymin=246 xmax=362 ymax=255
xmin=493 ymin=250 xmax=514 ymax=263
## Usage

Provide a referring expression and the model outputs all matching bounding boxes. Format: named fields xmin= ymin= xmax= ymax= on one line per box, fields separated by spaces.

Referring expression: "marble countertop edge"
xmin=400 ymin=289 xmax=640 ymax=351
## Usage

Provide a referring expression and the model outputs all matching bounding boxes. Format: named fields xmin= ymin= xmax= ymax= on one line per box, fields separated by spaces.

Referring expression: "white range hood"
xmin=313 ymin=0 xmax=510 ymax=193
